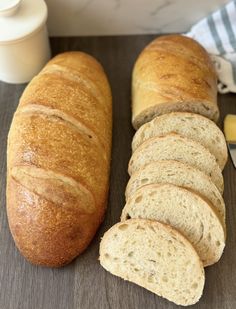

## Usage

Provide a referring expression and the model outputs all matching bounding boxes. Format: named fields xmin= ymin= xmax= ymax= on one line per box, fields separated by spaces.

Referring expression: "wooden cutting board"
xmin=0 ymin=35 xmax=235 ymax=309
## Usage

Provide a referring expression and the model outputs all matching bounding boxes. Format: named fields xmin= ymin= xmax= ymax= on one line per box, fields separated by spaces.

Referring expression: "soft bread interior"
xmin=126 ymin=160 xmax=226 ymax=227
xmin=121 ymin=184 xmax=225 ymax=266
xmin=128 ymin=133 xmax=223 ymax=194
xmin=132 ymin=112 xmax=227 ymax=170
xmin=100 ymin=219 xmax=205 ymax=306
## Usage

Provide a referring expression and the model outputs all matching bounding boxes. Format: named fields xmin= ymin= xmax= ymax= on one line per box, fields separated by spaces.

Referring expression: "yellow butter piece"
xmin=224 ymin=114 xmax=236 ymax=142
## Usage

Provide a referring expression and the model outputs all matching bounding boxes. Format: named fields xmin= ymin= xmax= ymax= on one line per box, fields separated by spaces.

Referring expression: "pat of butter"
xmin=224 ymin=114 xmax=236 ymax=142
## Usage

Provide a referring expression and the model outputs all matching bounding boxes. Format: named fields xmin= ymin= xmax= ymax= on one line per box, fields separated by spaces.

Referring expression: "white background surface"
xmin=45 ymin=0 xmax=229 ymax=36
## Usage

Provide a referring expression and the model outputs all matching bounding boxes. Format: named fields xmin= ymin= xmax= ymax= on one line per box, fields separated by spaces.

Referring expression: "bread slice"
xmin=126 ymin=160 xmax=225 ymax=227
xmin=121 ymin=184 xmax=225 ymax=266
xmin=132 ymin=112 xmax=227 ymax=170
xmin=99 ymin=219 xmax=205 ymax=306
xmin=128 ymin=133 xmax=223 ymax=194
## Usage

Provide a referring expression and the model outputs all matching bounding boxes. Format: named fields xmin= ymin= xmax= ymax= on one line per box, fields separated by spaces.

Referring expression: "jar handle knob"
xmin=0 ymin=0 xmax=22 ymax=17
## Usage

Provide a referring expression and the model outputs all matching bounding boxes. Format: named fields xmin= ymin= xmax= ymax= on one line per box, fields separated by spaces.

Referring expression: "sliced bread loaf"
xmin=132 ymin=112 xmax=227 ymax=170
xmin=121 ymin=184 xmax=225 ymax=266
xmin=128 ymin=133 xmax=223 ymax=194
xmin=99 ymin=219 xmax=205 ymax=306
xmin=126 ymin=160 xmax=225 ymax=226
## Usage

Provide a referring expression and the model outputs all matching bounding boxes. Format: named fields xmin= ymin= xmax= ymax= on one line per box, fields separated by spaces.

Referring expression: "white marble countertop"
xmin=45 ymin=0 xmax=229 ymax=36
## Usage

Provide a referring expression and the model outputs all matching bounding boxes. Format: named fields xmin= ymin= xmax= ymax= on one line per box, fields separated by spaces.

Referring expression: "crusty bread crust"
xmin=7 ymin=52 xmax=112 ymax=267
xmin=132 ymin=35 xmax=219 ymax=129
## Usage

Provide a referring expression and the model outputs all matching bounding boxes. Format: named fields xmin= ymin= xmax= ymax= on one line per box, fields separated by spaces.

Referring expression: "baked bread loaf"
xmin=128 ymin=133 xmax=223 ymax=194
xmin=99 ymin=219 xmax=205 ymax=306
xmin=7 ymin=52 xmax=112 ymax=267
xmin=132 ymin=35 xmax=218 ymax=129
xmin=121 ymin=184 xmax=225 ymax=266
xmin=132 ymin=112 xmax=227 ymax=170
xmin=126 ymin=160 xmax=225 ymax=226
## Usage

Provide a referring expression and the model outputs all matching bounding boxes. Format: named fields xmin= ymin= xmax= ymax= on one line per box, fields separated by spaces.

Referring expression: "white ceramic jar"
xmin=0 ymin=0 xmax=51 ymax=84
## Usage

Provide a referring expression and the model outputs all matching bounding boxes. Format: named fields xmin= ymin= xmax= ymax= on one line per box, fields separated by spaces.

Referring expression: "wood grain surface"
xmin=0 ymin=36 xmax=235 ymax=309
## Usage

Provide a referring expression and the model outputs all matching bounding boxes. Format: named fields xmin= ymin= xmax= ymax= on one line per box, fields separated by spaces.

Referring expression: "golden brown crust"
xmin=19 ymin=73 xmax=111 ymax=155
xmin=132 ymin=35 xmax=219 ymax=129
xmin=7 ymin=52 xmax=112 ymax=267
xmin=44 ymin=51 xmax=111 ymax=105
xmin=7 ymin=177 xmax=101 ymax=267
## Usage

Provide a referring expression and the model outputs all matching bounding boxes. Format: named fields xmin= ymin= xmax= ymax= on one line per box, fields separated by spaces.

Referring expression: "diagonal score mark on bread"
xmin=18 ymin=70 xmax=112 ymax=159
xmin=16 ymin=104 xmax=108 ymax=162
xmin=41 ymin=64 xmax=109 ymax=110
xmin=133 ymin=80 xmax=213 ymax=102
xmin=10 ymin=166 xmax=96 ymax=214
xmin=132 ymin=79 xmax=219 ymax=129
xmin=143 ymin=43 xmax=215 ymax=75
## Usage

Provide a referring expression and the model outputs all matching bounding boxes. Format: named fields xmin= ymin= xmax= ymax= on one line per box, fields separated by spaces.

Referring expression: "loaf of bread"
xmin=99 ymin=219 xmax=205 ymax=306
xmin=7 ymin=52 xmax=112 ymax=267
xmin=128 ymin=133 xmax=223 ymax=193
xmin=126 ymin=160 xmax=225 ymax=226
xmin=132 ymin=112 xmax=227 ymax=170
xmin=132 ymin=35 xmax=219 ymax=129
xmin=121 ymin=184 xmax=225 ymax=266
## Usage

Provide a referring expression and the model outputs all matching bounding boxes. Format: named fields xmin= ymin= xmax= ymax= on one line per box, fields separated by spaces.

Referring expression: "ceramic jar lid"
xmin=0 ymin=0 xmax=48 ymax=43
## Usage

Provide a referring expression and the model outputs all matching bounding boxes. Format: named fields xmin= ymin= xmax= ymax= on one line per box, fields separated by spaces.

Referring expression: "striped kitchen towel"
xmin=186 ymin=0 xmax=236 ymax=93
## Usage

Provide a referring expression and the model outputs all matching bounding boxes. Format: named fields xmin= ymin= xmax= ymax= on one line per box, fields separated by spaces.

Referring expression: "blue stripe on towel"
xmin=207 ymin=15 xmax=226 ymax=54
xmin=230 ymin=59 xmax=236 ymax=84
xmin=220 ymin=7 xmax=236 ymax=51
